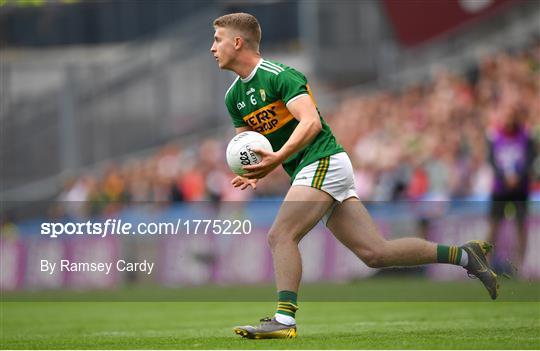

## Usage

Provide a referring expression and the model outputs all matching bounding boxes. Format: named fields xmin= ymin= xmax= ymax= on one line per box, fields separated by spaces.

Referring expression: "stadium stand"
xmin=47 ymin=42 xmax=540 ymax=220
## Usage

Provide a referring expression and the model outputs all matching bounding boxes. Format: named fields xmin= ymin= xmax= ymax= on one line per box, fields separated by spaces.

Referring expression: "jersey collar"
xmin=240 ymin=58 xmax=263 ymax=83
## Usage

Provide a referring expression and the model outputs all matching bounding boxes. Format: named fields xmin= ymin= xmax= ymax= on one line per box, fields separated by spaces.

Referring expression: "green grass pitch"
xmin=1 ymin=279 xmax=539 ymax=349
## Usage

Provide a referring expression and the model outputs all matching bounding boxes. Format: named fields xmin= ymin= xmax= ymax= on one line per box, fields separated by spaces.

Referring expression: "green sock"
xmin=437 ymin=245 xmax=463 ymax=265
xmin=276 ymin=290 xmax=298 ymax=318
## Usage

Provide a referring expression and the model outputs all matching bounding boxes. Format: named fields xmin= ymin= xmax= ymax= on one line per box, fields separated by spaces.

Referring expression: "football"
xmin=226 ymin=131 xmax=273 ymax=176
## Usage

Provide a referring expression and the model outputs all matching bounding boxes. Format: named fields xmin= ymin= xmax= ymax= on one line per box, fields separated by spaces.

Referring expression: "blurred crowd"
xmin=330 ymin=44 xmax=540 ymax=201
xmin=56 ymin=43 xmax=539 ymax=218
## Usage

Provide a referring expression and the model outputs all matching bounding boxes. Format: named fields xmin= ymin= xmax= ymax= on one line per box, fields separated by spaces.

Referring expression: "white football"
xmin=226 ymin=131 xmax=273 ymax=176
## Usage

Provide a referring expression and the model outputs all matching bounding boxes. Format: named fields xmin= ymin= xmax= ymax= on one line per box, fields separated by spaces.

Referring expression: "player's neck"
xmin=233 ymin=54 xmax=261 ymax=79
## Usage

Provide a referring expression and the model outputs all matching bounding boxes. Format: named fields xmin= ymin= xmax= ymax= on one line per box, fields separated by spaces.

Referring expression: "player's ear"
xmin=233 ymin=36 xmax=243 ymax=50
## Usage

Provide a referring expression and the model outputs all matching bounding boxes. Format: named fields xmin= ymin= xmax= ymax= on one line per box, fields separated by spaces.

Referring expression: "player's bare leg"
xmin=269 ymin=185 xmax=334 ymax=291
xmin=327 ymin=197 xmax=498 ymax=299
xmin=234 ymin=185 xmax=334 ymax=339
xmin=326 ymin=198 xmax=436 ymax=267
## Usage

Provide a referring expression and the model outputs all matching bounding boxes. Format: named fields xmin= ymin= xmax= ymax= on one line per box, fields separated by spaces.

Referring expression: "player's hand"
xmin=231 ymin=176 xmax=258 ymax=190
xmin=242 ymin=148 xmax=283 ymax=179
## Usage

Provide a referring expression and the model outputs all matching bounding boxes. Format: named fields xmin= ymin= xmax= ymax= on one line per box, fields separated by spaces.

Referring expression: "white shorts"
xmin=291 ymin=152 xmax=359 ymax=225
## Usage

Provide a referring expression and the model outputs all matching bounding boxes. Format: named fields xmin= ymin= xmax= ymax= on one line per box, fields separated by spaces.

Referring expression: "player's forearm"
xmin=276 ymin=117 xmax=322 ymax=162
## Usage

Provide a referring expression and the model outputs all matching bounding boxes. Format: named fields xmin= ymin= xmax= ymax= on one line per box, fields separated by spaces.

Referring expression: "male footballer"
xmin=210 ymin=13 xmax=499 ymax=339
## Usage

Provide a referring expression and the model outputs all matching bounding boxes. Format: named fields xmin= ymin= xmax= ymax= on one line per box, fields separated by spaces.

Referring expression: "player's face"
xmin=211 ymin=27 xmax=236 ymax=70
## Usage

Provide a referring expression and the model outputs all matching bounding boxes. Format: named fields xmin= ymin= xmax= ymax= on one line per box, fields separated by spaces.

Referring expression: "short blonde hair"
xmin=213 ymin=13 xmax=261 ymax=51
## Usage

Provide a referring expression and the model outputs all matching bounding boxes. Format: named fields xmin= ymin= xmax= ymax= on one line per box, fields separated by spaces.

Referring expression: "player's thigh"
xmin=269 ymin=185 xmax=335 ymax=244
xmin=326 ymin=197 xmax=386 ymax=253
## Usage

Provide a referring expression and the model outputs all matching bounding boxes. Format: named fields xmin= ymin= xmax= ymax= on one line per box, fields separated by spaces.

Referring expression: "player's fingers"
xmin=242 ymin=164 xmax=263 ymax=171
xmin=250 ymin=147 xmax=269 ymax=156
xmin=240 ymin=183 xmax=249 ymax=190
xmin=234 ymin=177 xmax=248 ymax=187
xmin=243 ymin=165 xmax=265 ymax=178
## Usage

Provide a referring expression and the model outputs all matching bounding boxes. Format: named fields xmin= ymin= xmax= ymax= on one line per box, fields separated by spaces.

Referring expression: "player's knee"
xmin=267 ymin=229 xmax=288 ymax=250
xmin=358 ymin=246 xmax=387 ymax=268
xmin=267 ymin=230 xmax=278 ymax=250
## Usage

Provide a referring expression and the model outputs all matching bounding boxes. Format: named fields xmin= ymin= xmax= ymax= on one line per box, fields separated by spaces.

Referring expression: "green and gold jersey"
xmin=225 ymin=58 xmax=344 ymax=181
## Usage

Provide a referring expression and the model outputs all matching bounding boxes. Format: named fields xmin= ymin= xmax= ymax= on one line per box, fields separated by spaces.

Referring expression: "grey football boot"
xmin=461 ymin=240 xmax=499 ymax=300
xmin=233 ymin=317 xmax=297 ymax=339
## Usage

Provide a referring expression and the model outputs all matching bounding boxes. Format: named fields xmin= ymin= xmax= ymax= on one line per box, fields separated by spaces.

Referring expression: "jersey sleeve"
xmin=275 ymin=68 xmax=309 ymax=105
xmin=225 ymin=93 xmax=248 ymax=128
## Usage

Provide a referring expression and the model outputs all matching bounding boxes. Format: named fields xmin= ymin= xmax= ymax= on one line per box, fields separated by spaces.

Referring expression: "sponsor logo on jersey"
xmin=242 ymin=100 xmax=294 ymax=135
